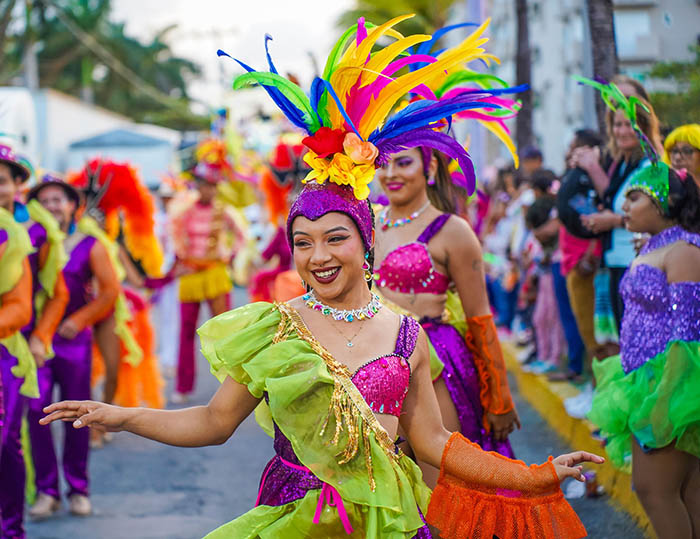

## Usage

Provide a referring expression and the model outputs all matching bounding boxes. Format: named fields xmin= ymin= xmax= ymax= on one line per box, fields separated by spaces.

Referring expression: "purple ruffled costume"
xmin=376 ymin=214 xmax=514 ymax=457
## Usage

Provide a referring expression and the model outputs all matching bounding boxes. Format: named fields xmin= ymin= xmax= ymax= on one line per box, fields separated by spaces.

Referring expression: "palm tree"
xmin=514 ymin=0 xmax=533 ymax=149
xmin=586 ymin=0 xmax=618 ymax=134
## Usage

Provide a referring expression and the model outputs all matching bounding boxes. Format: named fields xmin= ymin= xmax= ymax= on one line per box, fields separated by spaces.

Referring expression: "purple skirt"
xmin=421 ymin=318 xmax=515 ymax=457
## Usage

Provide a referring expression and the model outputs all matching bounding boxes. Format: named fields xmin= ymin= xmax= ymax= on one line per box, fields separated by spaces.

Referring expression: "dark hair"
xmin=668 ymin=169 xmax=700 ymax=233
xmin=573 ymin=129 xmax=603 ymax=149
xmin=420 ymin=148 xmax=459 ymax=214
xmin=531 ymin=168 xmax=558 ymax=193
xmin=526 ymin=197 xmax=556 ymax=229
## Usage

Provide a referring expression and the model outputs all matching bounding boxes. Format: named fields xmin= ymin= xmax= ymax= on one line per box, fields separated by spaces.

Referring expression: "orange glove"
xmin=465 ymin=313 xmax=515 ymax=418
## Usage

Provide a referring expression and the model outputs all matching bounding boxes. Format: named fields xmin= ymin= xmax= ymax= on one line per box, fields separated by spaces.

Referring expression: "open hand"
xmin=552 ymin=451 xmax=605 ymax=482
xmin=487 ymin=409 xmax=521 ymax=441
xmin=570 ymin=146 xmax=600 ymax=173
xmin=581 ymin=210 xmax=620 ymax=234
xmin=40 ymin=400 xmax=129 ymax=433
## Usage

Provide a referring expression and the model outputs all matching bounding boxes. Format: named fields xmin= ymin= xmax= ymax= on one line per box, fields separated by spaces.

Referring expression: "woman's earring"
xmin=427 ymin=173 xmax=436 ymax=186
xmin=300 ymin=279 xmax=306 ymax=288
xmin=362 ymin=253 xmax=372 ymax=282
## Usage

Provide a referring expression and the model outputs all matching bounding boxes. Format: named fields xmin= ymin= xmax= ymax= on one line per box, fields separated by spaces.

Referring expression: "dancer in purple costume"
xmin=374 ymin=147 xmax=519 ymax=486
xmin=589 ymin=163 xmax=700 ymax=539
xmin=0 ymin=148 xmax=70 ymax=538
xmin=24 ymin=177 xmax=120 ymax=520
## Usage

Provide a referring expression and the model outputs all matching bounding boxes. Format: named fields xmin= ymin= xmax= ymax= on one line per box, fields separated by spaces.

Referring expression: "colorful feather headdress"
xmin=68 ymin=159 xmax=164 ymax=276
xmin=218 ymin=15 xmax=514 ymax=199
xmin=574 ymin=75 xmax=658 ymax=163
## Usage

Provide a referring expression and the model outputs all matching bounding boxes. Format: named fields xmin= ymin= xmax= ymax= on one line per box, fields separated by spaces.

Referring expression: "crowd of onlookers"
xmin=473 ymin=75 xmax=700 ymax=418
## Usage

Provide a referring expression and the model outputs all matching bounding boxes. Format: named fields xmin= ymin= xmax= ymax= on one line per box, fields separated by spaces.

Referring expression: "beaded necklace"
xmin=303 ymin=290 xmax=382 ymax=322
xmin=379 ymin=201 xmax=430 ymax=230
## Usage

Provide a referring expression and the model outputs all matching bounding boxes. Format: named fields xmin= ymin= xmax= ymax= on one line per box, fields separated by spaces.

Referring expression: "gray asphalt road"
xmin=26 ymin=292 xmax=645 ymax=539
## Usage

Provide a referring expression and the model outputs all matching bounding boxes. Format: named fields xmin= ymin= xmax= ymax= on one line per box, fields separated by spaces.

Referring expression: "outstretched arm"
xmin=400 ymin=330 xmax=602 ymax=484
xmin=40 ymin=376 xmax=261 ymax=447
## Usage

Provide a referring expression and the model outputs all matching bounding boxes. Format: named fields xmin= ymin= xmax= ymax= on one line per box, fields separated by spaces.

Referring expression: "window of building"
xmin=614 ymin=9 xmax=651 ymax=58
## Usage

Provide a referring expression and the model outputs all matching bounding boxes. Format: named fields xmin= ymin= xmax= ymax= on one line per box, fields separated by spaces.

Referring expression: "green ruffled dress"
xmin=198 ymin=301 xmax=431 ymax=538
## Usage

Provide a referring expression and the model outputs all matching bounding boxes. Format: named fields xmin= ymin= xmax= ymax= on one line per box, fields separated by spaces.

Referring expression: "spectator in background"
xmin=523 ymin=197 xmax=565 ymax=374
xmin=519 ymin=146 xmax=544 ymax=181
xmin=557 ymin=130 xmax=605 ymax=375
xmin=571 ymin=95 xmax=662 ymax=331
xmin=663 ymin=124 xmax=700 ymax=186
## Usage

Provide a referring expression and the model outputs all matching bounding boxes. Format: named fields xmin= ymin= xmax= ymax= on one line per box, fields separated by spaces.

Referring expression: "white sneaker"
xmin=29 ymin=493 xmax=61 ymax=520
xmin=564 ymin=384 xmax=594 ymax=419
xmin=69 ymin=494 xmax=92 ymax=516
xmin=517 ymin=345 xmax=536 ymax=363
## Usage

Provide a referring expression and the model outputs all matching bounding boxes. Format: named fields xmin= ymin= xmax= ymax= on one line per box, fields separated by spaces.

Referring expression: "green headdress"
xmin=624 ymin=161 xmax=671 ymax=215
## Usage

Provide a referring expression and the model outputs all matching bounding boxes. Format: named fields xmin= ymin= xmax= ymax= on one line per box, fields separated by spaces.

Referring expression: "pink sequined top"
xmin=351 ymin=316 xmax=419 ymax=416
xmin=172 ymin=200 xmax=238 ymax=262
xmin=375 ymin=214 xmax=451 ymax=295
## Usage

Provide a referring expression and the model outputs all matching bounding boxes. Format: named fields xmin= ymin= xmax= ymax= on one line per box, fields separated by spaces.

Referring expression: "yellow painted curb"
xmin=503 ymin=342 xmax=655 ymax=538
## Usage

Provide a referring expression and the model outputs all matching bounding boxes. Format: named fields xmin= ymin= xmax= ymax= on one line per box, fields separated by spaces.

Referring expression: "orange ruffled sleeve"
xmin=427 ymin=433 xmax=587 ymax=539
xmin=0 ymin=259 xmax=33 ymax=338
xmin=465 ymin=313 xmax=515 ymax=417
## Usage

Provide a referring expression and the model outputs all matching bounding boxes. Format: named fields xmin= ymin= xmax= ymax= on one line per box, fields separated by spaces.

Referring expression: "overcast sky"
xmin=111 ymin=0 xmax=354 ymax=106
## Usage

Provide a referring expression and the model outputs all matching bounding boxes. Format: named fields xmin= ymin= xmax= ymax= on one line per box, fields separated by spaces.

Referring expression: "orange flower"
xmin=343 ymin=133 xmax=379 ymax=165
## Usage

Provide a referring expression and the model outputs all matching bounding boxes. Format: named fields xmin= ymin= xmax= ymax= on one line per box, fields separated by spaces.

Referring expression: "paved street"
xmin=27 ymin=294 xmax=644 ymax=538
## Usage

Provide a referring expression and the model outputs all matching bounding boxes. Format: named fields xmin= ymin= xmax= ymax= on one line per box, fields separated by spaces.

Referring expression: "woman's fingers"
xmin=43 ymin=400 xmax=91 ymax=414
xmin=39 ymin=409 xmax=82 ymax=425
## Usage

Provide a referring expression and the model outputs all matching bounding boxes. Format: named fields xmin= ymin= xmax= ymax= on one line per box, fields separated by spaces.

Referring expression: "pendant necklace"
xmin=380 ymin=200 xmax=430 ymax=230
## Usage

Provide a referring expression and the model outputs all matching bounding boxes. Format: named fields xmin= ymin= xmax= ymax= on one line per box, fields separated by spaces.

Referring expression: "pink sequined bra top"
xmin=351 ymin=316 xmax=419 ymax=417
xmin=375 ymin=214 xmax=451 ymax=295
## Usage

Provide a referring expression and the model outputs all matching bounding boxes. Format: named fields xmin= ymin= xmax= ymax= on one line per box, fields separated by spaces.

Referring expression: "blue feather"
xmin=220 ymin=49 xmax=310 ymax=131
xmin=410 ymin=22 xmax=479 ymax=71
xmin=309 ymin=77 xmax=327 ymax=126
xmin=264 ymin=35 xmax=279 ymax=74
xmin=321 ymin=80 xmax=362 ymax=139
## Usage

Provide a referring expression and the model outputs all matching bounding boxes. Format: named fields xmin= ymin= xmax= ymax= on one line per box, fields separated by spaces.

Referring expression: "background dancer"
xmin=589 ymin=162 xmax=700 ymax=539
xmin=25 ymin=176 xmax=120 ymax=519
xmin=0 ymin=148 xmax=69 ymax=539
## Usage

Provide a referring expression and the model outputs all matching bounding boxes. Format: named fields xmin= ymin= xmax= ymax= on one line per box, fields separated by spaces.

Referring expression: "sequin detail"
xmin=351 ymin=316 xmax=419 ymax=417
xmin=620 ymin=226 xmax=700 ymax=373
xmin=375 ymin=214 xmax=451 ymax=295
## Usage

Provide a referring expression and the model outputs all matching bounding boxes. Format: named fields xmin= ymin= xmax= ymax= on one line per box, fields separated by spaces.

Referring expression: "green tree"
xmin=1 ymin=0 xmax=207 ymax=130
xmin=337 ymin=0 xmax=461 ymax=37
xmin=649 ymin=46 xmax=700 ymax=130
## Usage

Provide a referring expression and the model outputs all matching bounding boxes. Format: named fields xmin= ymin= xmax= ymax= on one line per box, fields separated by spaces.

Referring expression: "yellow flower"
xmin=328 ymin=152 xmax=356 ymax=186
xmin=351 ymin=163 xmax=375 ymax=200
xmin=342 ymin=133 xmax=379 ymax=165
xmin=302 ymin=151 xmax=330 ymax=184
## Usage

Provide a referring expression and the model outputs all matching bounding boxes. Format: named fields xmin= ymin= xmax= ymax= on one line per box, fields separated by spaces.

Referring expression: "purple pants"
xmin=26 ymin=332 xmax=92 ymax=500
xmin=0 ymin=347 xmax=27 ymax=538
xmin=177 ymin=295 xmax=230 ymax=394
xmin=421 ymin=318 xmax=515 ymax=457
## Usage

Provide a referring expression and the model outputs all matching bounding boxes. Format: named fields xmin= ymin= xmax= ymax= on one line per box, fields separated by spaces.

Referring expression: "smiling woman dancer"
xmin=41 ymin=16 xmax=602 ymax=539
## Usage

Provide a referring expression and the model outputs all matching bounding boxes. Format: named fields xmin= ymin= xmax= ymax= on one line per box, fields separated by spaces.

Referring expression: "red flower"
xmin=302 ymin=127 xmax=347 ymax=158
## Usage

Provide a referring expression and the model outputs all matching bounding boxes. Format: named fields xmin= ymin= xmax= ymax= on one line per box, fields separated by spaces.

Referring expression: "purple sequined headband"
xmin=287 ymin=182 xmax=373 ymax=253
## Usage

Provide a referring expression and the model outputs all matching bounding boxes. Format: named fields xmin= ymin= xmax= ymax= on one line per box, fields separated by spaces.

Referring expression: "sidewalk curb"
xmin=503 ymin=342 xmax=655 ymax=538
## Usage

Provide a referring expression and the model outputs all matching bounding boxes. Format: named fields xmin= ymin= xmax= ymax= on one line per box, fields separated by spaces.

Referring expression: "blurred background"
xmin=1 ymin=0 xmax=698 ymax=185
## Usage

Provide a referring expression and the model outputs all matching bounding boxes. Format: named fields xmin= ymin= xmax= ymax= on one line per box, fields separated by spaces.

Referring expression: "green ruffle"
xmin=589 ymin=340 xmax=700 ymax=471
xmin=78 ymin=217 xmax=143 ymax=366
xmin=199 ymin=302 xmax=431 ymax=538
xmin=0 ymin=208 xmax=39 ymax=397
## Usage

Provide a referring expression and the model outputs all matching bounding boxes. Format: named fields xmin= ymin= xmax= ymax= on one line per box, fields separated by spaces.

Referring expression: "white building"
xmin=0 ymin=87 xmax=180 ymax=187
xmin=466 ymin=0 xmax=700 ymax=172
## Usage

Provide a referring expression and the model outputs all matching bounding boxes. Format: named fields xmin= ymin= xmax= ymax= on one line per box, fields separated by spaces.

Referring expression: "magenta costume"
xmin=26 ymin=235 xmax=97 ymax=501
xmin=254 ymin=316 xmax=431 ymax=538
xmin=0 ymin=206 xmax=51 ymax=538
xmin=376 ymin=214 xmax=514 ymax=457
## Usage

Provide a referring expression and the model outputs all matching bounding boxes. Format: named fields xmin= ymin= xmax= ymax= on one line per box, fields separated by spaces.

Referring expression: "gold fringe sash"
xmin=273 ymin=302 xmax=400 ymax=491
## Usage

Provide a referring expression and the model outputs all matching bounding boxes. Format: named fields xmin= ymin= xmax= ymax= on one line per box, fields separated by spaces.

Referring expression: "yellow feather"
xmin=480 ymin=120 xmax=519 ymax=168
xmin=358 ymin=19 xmax=495 ymax=138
